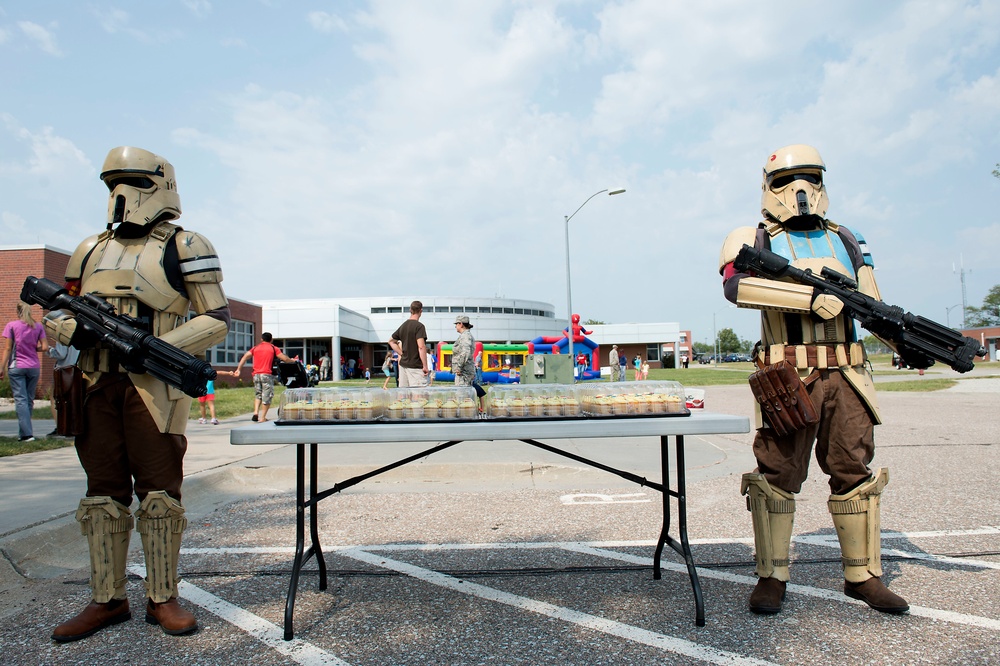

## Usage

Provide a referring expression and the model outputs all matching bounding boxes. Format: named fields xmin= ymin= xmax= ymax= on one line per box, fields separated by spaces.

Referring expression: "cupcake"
xmin=406 ymin=401 xmax=424 ymax=419
xmin=508 ymin=397 xmax=527 ymax=417
xmin=612 ymin=395 xmax=629 ymax=416
xmin=527 ymin=397 xmax=545 ymax=417
xmin=317 ymin=401 xmax=336 ymax=420
xmin=561 ymin=396 xmax=581 ymax=417
xmin=388 ymin=401 xmax=405 ymax=420
xmin=283 ymin=401 xmax=303 ymax=420
xmin=441 ymin=399 xmax=458 ymax=419
xmin=356 ymin=401 xmax=374 ymax=421
xmin=302 ymin=402 xmax=318 ymax=421
xmin=459 ymin=398 xmax=478 ymax=419
xmin=488 ymin=397 xmax=508 ymax=418
xmin=337 ymin=401 xmax=355 ymax=421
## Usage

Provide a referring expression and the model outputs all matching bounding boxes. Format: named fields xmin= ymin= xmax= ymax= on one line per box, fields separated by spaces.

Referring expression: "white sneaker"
xmin=211 ymin=418 xmax=219 ymax=425
xmin=198 ymin=418 xmax=206 ymax=424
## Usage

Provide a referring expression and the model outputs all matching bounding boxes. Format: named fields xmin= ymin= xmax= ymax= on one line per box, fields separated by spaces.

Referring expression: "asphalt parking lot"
xmin=1 ymin=375 xmax=998 ymax=665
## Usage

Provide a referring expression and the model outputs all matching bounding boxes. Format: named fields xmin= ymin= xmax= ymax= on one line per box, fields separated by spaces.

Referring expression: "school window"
xmin=646 ymin=344 xmax=660 ymax=361
xmin=207 ymin=319 xmax=255 ymax=365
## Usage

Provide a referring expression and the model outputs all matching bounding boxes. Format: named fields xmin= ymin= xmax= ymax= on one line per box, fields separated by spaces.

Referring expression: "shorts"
xmin=197 ymin=393 xmax=215 ymax=404
xmin=253 ymin=373 xmax=276 ymax=405
xmin=399 ymin=366 xmax=429 ymax=388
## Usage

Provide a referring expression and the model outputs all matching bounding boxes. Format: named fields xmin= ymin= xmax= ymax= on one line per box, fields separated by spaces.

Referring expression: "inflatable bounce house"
xmin=433 ymin=313 xmax=603 ymax=383
xmin=433 ymin=341 xmax=526 ymax=384
xmin=529 ymin=314 xmax=601 ymax=380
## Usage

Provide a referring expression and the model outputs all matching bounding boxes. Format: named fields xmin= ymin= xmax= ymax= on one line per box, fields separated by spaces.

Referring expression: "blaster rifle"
xmin=732 ymin=244 xmax=986 ymax=373
xmin=21 ymin=276 xmax=216 ymax=398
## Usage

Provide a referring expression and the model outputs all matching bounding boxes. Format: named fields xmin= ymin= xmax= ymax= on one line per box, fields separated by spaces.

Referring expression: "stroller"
xmin=276 ymin=360 xmax=318 ymax=388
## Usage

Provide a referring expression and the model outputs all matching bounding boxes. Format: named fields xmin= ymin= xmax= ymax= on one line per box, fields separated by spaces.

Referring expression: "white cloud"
xmin=17 ymin=20 xmax=62 ymax=56
xmin=307 ymin=11 xmax=348 ymax=34
xmin=182 ymin=0 xmax=212 ymax=19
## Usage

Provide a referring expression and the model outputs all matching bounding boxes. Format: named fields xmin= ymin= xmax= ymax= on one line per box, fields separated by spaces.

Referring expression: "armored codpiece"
xmin=733 ymin=245 xmax=986 ymax=373
xmin=21 ymin=276 xmax=216 ymax=397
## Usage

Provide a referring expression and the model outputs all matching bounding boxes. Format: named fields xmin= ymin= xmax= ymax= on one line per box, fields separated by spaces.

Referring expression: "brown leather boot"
xmin=145 ymin=598 xmax=198 ymax=635
xmin=51 ymin=598 xmax=131 ymax=642
xmin=749 ymin=577 xmax=787 ymax=614
xmin=844 ymin=577 xmax=909 ymax=614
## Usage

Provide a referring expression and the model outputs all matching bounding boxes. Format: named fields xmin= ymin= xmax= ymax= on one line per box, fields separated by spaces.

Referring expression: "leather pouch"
xmin=54 ymin=366 xmax=85 ymax=436
xmin=748 ymin=360 xmax=819 ymax=436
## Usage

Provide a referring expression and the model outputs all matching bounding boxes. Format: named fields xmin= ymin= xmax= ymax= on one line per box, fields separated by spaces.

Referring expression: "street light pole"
xmin=946 ymin=303 xmax=962 ymax=328
xmin=564 ymin=187 xmax=625 ymax=380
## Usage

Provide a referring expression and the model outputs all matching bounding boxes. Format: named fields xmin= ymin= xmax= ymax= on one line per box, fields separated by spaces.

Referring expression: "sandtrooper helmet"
xmin=100 ymin=146 xmax=181 ymax=228
xmin=761 ymin=144 xmax=828 ymax=222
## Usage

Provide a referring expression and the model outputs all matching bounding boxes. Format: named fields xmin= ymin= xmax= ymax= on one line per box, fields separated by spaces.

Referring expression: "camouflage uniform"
xmin=452 ymin=329 xmax=476 ymax=386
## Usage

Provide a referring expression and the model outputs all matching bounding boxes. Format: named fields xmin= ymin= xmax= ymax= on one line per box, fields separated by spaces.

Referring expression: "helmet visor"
xmin=769 ymin=172 xmax=822 ymax=190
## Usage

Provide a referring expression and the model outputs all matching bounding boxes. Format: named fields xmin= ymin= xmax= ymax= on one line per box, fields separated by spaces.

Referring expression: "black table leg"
xmin=652 ymin=434 xmax=705 ymax=627
xmin=284 ymin=443 xmax=306 ymax=640
xmin=283 ymin=442 xmax=328 ymax=641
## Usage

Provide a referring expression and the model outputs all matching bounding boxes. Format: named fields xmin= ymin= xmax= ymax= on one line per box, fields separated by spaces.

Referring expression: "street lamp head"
xmin=608 ymin=187 xmax=626 ymax=196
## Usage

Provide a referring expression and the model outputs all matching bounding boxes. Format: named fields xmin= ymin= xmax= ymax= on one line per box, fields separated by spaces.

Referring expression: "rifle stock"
xmin=733 ymin=245 xmax=986 ymax=373
xmin=21 ymin=276 xmax=216 ymax=397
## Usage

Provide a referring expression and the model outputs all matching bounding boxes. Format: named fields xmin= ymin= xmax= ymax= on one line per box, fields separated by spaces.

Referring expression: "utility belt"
xmin=759 ymin=342 xmax=865 ymax=370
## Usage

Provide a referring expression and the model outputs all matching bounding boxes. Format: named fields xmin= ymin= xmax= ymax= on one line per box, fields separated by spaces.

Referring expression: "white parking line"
xmin=174 ymin=523 xmax=1000 ymax=659
xmin=339 ymin=546 xmax=779 ymax=666
xmin=562 ymin=544 xmax=1000 ymax=632
xmin=128 ymin=564 xmax=350 ymax=666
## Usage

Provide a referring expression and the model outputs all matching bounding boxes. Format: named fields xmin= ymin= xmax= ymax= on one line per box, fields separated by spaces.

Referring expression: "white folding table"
xmin=231 ymin=412 xmax=750 ymax=640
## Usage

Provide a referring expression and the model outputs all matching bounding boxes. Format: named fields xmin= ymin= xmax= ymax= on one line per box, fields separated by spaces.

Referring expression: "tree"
xmin=993 ymin=163 xmax=1000 ymax=179
xmin=716 ymin=327 xmax=744 ymax=354
xmin=863 ymin=334 xmax=891 ymax=354
xmin=964 ymin=285 xmax=1000 ymax=328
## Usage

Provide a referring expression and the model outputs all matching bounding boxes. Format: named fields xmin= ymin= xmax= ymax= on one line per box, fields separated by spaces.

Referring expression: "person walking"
xmin=380 ymin=351 xmax=395 ymax=390
xmin=619 ymin=348 xmax=628 ymax=380
xmin=609 ymin=345 xmax=620 ymax=382
xmin=318 ymin=351 xmax=331 ymax=381
xmin=233 ymin=332 xmax=293 ymax=422
xmin=633 ymin=355 xmax=641 ymax=380
xmin=388 ymin=301 xmax=430 ymax=388
xmin=1 ymin=301 xmax=49 ymax=442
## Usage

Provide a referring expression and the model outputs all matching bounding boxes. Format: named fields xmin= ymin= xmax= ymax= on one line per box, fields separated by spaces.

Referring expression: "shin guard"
xmin=741 ymin=473 xmax=795 ymax=581
xmin=76 ymin=496 xmax=133 ymax=603
xmin=135 ymin=491 xmax=187 ymax=603
xmin=828 ymin=468 xmax=889 ymax=582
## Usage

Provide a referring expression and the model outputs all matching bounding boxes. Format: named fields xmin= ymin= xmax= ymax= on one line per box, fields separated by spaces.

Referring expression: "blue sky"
xmin=2 ymin=1 xmax=998 ymax=345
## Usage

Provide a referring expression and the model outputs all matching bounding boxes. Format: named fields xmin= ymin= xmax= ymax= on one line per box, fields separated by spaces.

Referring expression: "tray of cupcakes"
xmin=277 ymin=386 xmax=480 ymax=424
xmin=483 ymin=384 xmax=582 ymax=420
xmin=578 ymin=381 xmax=689 ymax=417
xmin=483 ymin=381 xmax=688 ymax=420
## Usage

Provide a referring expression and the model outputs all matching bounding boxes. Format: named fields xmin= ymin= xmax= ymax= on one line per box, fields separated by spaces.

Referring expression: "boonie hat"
xmin=454 ymin=315 xmax=473 ymax=328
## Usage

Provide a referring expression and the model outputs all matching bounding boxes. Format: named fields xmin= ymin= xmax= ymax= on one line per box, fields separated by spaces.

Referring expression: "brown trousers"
xmin=75 ymin=373 xmax=187 ymax=507
xmin=752 ymin=369 xmax=875 ymax=495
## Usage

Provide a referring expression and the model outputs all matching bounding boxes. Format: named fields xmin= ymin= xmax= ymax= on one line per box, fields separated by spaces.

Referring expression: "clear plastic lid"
xmin=278 ymin=387 xmax=389 ymax=422
xmin=484 ymin=384 xmax=583 ymax=419
xmin=578 ymin=380 xmax=687 ymax=416
xmin=384 ymin=385 xmax=478 ymax=421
